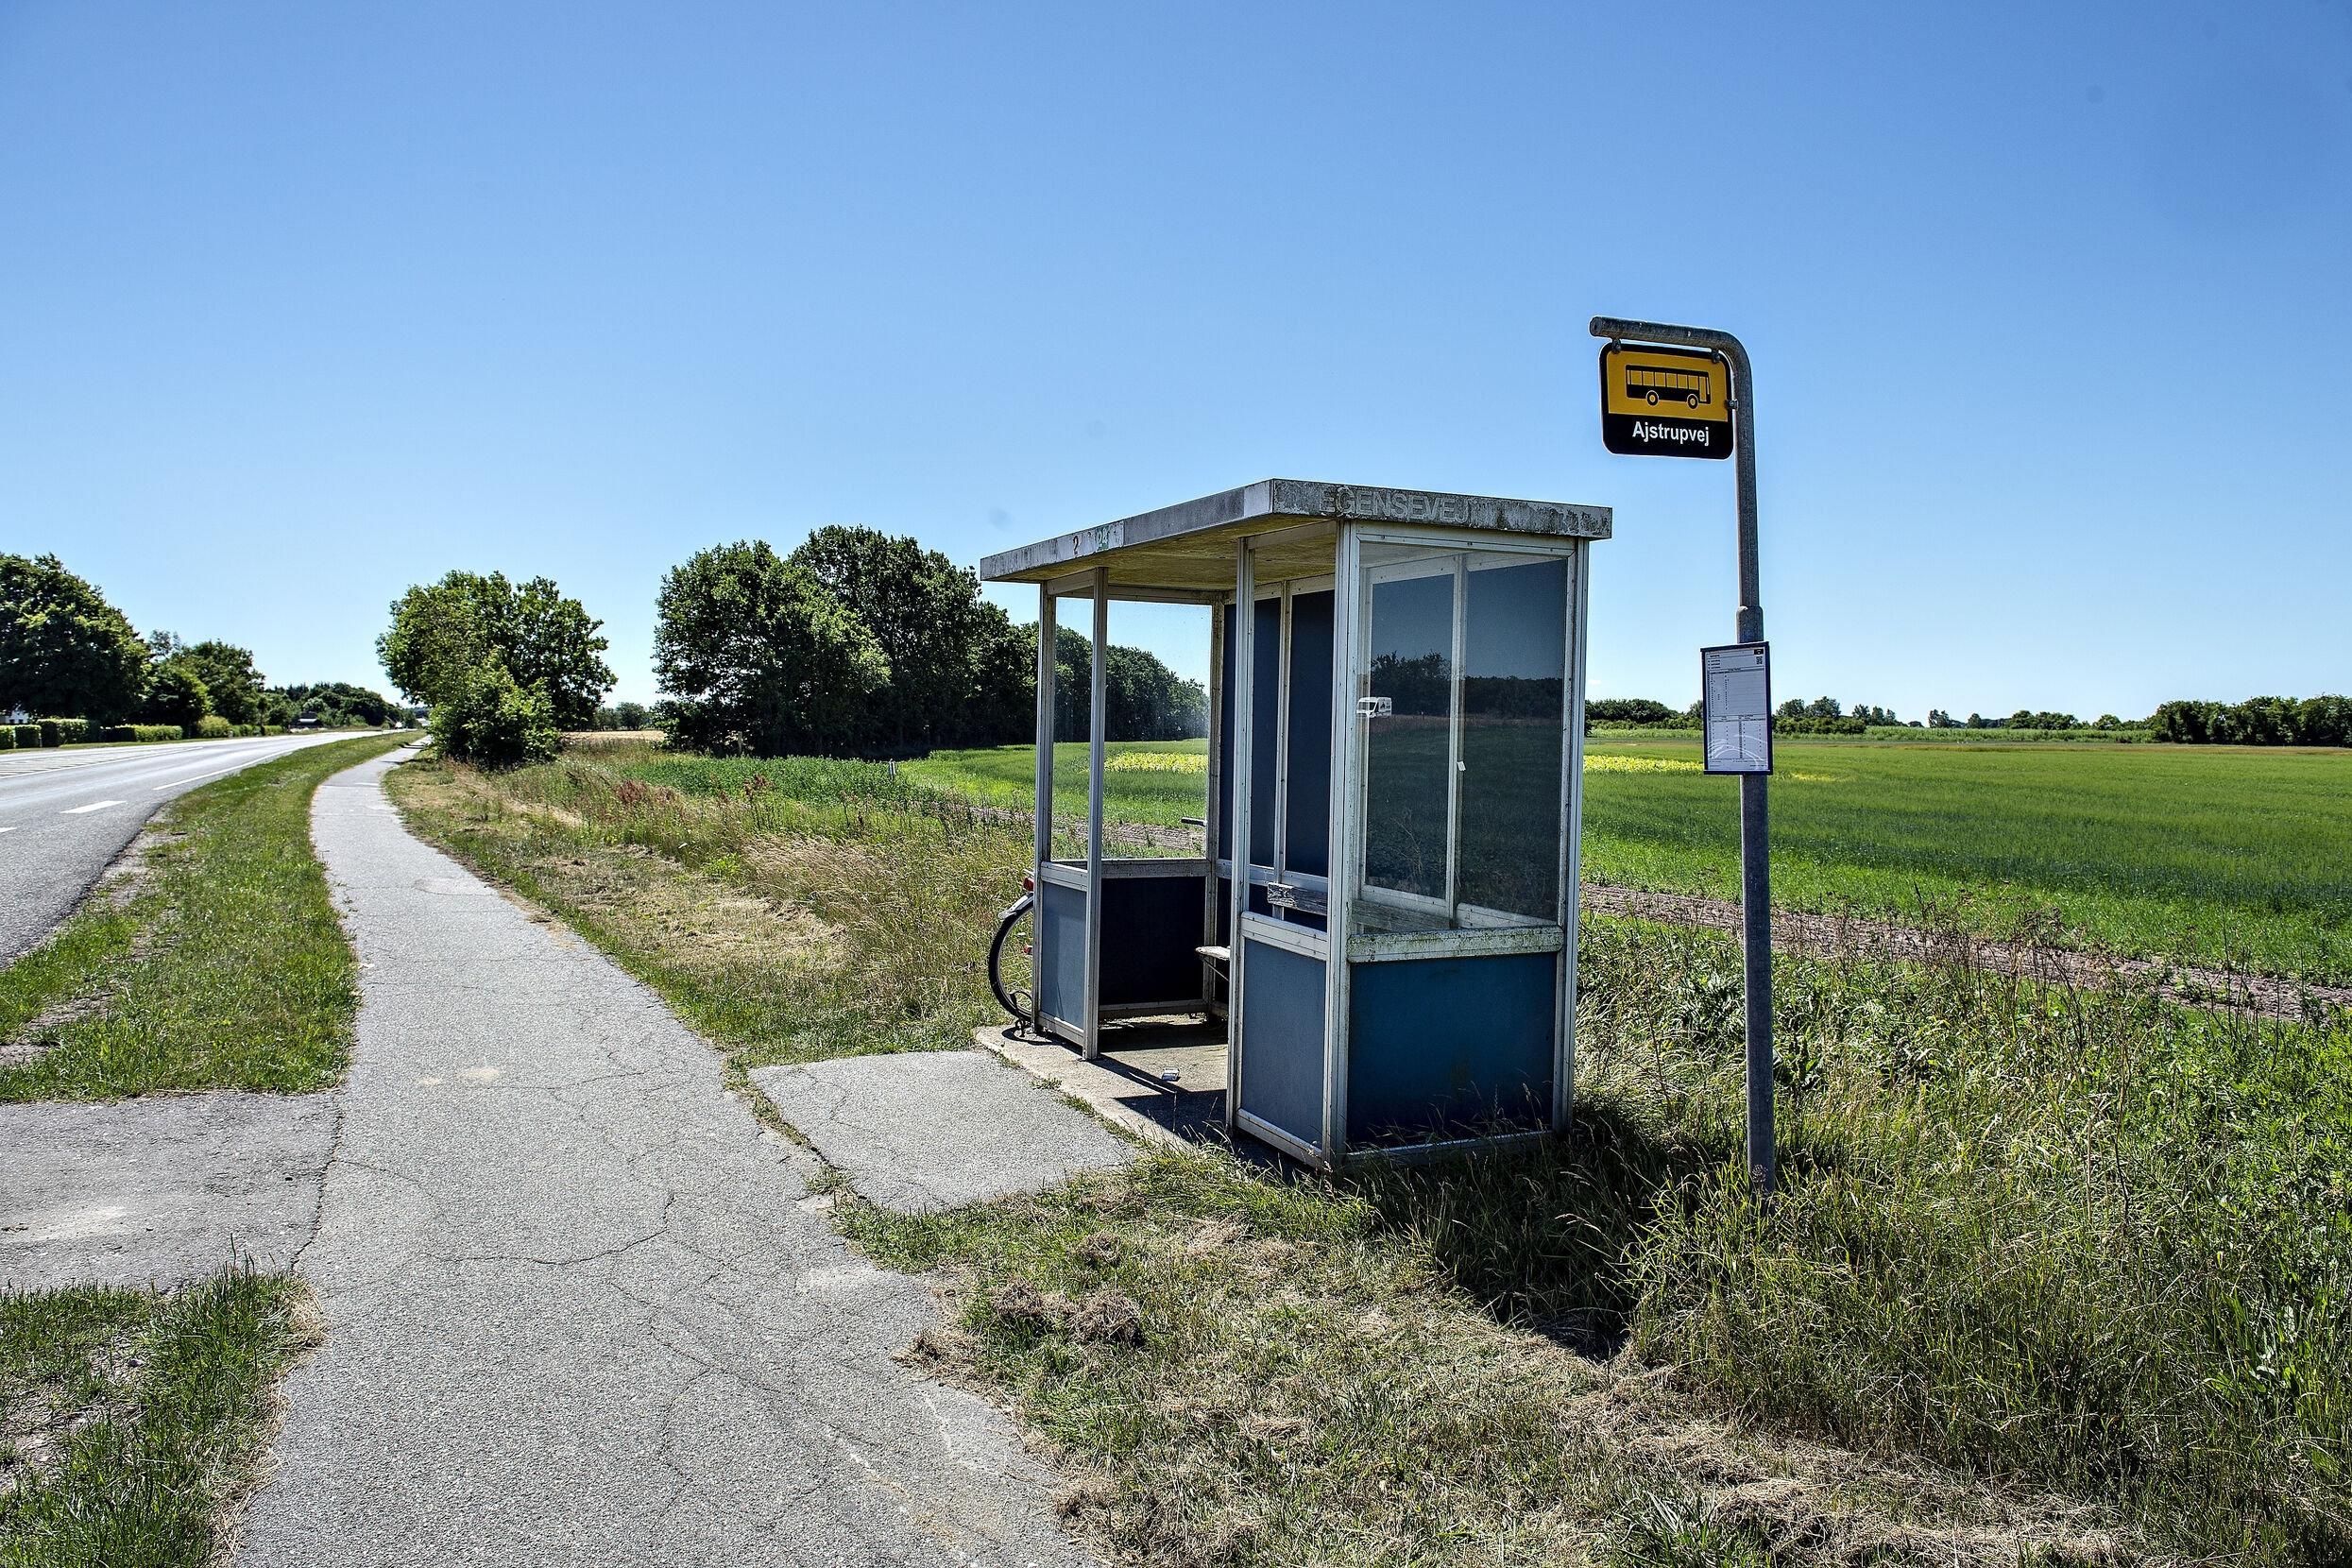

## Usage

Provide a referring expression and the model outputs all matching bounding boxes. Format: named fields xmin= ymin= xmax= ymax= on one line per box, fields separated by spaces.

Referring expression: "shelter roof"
xmin=978 ymin=479 xmax=1611 ymax=594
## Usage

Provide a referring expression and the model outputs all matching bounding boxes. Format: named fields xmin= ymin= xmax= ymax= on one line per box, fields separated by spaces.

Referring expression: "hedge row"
xmin=5 ymin=718 xmax=286 ymax=748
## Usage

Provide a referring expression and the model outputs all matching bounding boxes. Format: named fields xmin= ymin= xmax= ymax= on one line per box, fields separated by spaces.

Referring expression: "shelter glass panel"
xmin=1360 ymin=565 xmax=1454 ymax=903
xmin=1457 ymin=556 xmax=1567 ymax=921
xmin=1247 ymin=596 xmax=1281 ymax=870
xmin=1352 ymin=540 xmax=1572 ymax=933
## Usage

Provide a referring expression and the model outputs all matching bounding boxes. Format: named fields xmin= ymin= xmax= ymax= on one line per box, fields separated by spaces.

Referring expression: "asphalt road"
xmin=0 ymin=731 xmax=366 ymax=963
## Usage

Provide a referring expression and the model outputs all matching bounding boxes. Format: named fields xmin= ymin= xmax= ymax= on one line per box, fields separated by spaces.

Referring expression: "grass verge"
xmin=846 ymin=1151 xmax=2138 ymax=1567
xmin=0 ymin=732 xmax=407 ymax=1100
xmin=0 ymin=1268 xmax=315 ymax=1566
xmin=387 ymin=739 xmax=2352 ymax=1562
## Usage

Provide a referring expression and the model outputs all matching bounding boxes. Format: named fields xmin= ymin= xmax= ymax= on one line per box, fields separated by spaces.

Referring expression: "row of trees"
xmin=382 ymin=529 xmax=1208 ymax=767
xmin=654 ymin=529 xmax=1202 ymax=758
xmin=1919 ymin=708 xmax=2133 ymax=731
xmin=591 ymin=702 xmax=655 ymax=730
xmin=1 ymin=554 xmax=398 ymax=734
xmin=2147 ymin=695 xmax=2352 ymax=747
xmin=1585 ymin=695 xmax=1912 ymax=733
xmin=1587 ymin=690 xmax=2352 ymax=747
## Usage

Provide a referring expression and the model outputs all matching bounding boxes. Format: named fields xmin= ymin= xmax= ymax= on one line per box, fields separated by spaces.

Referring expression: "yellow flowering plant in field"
xmin=1104 ymin=751 xmax=1208 ymax=774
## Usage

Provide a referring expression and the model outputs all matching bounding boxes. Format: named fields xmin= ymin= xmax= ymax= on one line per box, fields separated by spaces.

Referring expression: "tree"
xmin=1587 ymin=697 xmax=1680 ymax=726
xmin=960 ymin=603 xmax=1035 ymax=746
xmin=2149 ymin=694 xmax=2351 ymax=747
xmin=432 ymin=660 xmax=560 ymax=768
xmin=162 ymin=639 xmax=265 ymax=724
xmin=378 ymin=571 xmax=613 ymax=729
xmin=142 ymin=664 xmax=212 ymax=729
xmin=594 ymin=700 xmax=652 ymax=730
xmin=787 ymin=526 xmax=987 ymax=753
xmin=654 ymin=541 xmax=891 ymax=756
xmin=2293 ymin=695 xmax=2352 ymax=747
xmin=271 ymin=681 xmax=395 ymax=727
xmin=496 ymin=576 xmax=616 ymax=729
xmin=378 ymin=577 xmax=490 ymax=710
xmin=0 ymin=554 xmax=149 ymax=723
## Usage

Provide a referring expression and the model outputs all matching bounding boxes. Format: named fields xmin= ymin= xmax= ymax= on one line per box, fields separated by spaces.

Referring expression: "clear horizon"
xmin=3 ymin=2 xmax=2345 ymax=723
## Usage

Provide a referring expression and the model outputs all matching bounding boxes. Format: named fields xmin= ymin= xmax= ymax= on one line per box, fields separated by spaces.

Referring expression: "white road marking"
xmin=61 ymin=799 xmax=126 ymax=814
xmin=0 ymin=826 xmax=16 ymax=834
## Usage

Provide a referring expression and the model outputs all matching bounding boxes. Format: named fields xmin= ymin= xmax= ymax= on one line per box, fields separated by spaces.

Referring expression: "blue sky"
xmin=3 ymin=2 xmax=2345 ymax=719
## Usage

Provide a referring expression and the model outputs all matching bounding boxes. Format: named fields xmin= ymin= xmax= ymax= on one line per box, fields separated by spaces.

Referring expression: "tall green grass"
xmin=1580 ymin=919 xmax=2352 ymax=1558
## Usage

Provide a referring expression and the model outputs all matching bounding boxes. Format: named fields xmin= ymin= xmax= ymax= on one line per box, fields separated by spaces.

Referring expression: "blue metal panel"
xmin=1285 ymin=589 xmax=1334 ymax=878
xmin=1237 ymin=933 xmax=1325 ymax=1149
xmin=1347 ymin=953 xmax=1555 ymax=1147
xmin=1100 ymin=872 xmax=1211 ymax=1005
xmin=1037 ymin=880 xmax=1087 ymax=1026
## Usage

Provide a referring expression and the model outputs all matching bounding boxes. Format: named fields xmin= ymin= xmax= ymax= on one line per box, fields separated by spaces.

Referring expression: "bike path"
xmin=236 ymin=747 xmax=1089 ymax=1567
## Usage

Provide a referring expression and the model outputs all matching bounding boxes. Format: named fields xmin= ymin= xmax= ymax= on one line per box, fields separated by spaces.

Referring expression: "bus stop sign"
xmin=1598 ymin=343 xmax=1732 ymax=459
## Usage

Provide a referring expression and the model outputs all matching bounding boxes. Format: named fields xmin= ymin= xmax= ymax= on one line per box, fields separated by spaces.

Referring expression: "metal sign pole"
xmin=1590 ymin=315 xmax=1775 ymax=1196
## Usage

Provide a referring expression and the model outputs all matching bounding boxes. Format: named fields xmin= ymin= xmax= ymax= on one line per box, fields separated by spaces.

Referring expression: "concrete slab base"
xmin=751 ymin=1049 xmax=1137 ymax=1214
xmin=0 ymin=1090 xmax=336 ymax=1291
xmin=975 ymin=1025 xmax=1231 ymax=1150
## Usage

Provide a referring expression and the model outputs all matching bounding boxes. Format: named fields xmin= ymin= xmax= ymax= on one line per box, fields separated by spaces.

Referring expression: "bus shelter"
xmin=980 ymin=480 xmax=1611 ymax=1168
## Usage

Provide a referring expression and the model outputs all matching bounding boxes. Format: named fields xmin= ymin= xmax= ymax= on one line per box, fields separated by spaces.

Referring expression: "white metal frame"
xmin=1556 ymin=539 xmax=1591 ymax=1133
xmin=1224 ymin=539 xmax=1257 ymax=1137
xmin=1320 ymin=522 xmax=1363 ymax=1160
xmin=1081 ymin=571 xmax=1110 ymax=1057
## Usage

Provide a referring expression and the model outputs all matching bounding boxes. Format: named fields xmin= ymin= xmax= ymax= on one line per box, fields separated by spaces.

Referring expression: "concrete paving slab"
xmin=0 ymin=1090 xmax=336 ymax=1291
xmin=234 ymin=747 xmax=1092 ymax=1568
xmin=977 ymin=1026 xmax=1232 ymax=1151
xmin=751 ymin=1051 xmax=1136 ymax=1214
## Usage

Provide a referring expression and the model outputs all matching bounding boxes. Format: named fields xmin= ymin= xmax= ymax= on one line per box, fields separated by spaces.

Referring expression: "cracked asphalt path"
xmin=235 ymin=748 xmax=1091 ymax=1568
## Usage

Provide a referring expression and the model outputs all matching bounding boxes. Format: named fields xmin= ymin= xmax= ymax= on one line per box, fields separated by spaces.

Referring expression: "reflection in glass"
xmin=1457 ymin=558 xmax=1566 ymax=919
xmin=1248 ymin=596 xmax=1281 ymax=868
xmin=1362 ymin=570 xmax=1454 ymax=901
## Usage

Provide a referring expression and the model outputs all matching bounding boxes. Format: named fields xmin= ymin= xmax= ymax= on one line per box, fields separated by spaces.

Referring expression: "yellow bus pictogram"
xmin=1623 ymin=362 xmax=1711 ymax=408
xmin=1600 ymin=345 xmax=1729 ymax=423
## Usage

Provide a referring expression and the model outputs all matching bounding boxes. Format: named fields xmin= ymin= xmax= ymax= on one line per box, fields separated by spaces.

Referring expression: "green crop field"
xmin=905 ymin=734 xmax=2352 ymax=983
xmin=904 ymin=740 xmax=1214 ymax=837
xmin=1581 ymin=733 xmax=2352 ymax=983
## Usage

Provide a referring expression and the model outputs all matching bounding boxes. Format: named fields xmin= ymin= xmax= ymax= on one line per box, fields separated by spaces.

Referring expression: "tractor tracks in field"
xmin=1584 ymin=884 xmax=2352 ymax=1023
